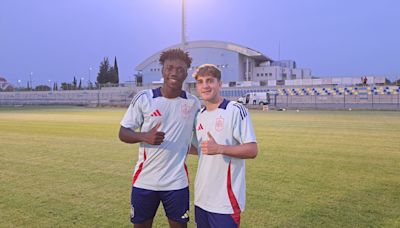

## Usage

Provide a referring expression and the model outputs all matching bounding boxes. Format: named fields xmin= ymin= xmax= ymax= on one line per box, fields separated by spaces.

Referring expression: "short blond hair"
xmin=192 ymin=64 xmax=221 ymax=81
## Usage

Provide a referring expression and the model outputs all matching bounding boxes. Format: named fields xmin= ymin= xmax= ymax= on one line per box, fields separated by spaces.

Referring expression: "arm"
xmin=201 ymin=132 xmax=258 ymax=159
xmin=119 ymin=123 xmax=165 ymax=145
xmin=188 ymin=144 xmax=198 ymax=155
xmin=189 ymin=117 xmax=200 ymax=155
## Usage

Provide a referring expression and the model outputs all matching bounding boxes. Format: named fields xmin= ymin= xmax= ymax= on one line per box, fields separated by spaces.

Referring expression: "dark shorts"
xmin=130 ymin=187 xmax=189 ymax=224
xmin=195 ymin=206 xmax=240 ymax=228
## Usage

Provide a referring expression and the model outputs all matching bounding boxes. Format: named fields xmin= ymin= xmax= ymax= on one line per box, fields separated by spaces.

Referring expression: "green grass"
xmin=1 ymin=107 xmax=399 ymax=227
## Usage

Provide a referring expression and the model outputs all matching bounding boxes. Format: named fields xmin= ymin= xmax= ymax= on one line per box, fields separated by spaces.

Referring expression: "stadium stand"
xmin=220 ymin=85 xmax=400 ymax=110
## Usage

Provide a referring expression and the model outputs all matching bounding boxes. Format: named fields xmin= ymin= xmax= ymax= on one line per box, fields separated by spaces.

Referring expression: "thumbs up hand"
xmin=144 ymin=123 xmax=165 ymax=145
xmin=200 ymin=132 xmax=222 ymax=155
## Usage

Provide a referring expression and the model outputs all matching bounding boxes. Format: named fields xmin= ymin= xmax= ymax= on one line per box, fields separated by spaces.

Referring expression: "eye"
xmin=167 ymin=66 xmax=174 ymax=71
xmin=165 ymin=65 xmax=185 ymax=74
xmin=176 ymin=67 xmax=185 ymax=74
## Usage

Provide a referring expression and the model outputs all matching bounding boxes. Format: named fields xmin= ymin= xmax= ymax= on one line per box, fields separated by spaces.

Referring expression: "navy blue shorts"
xmin=195 ymin=206 xmax=240 ymax=228
xmin=130 ymin=187 xmax=189 ymax=224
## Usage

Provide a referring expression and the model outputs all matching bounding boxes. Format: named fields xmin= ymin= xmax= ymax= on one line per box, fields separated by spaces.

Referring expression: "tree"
xmin=61 ymin=82 xmax=73 ymax=90
xmin=73 ymin=76 xmax=77 ymax=89
xmin=114 ymin=56 xmax=119 ymax=84
xmin=97 ymin=57 xmax=119 ymax=84
xmin=108 ymin=66 xmax=119 ymax=84
xmin=35 ymin=85 xmax=51 ymax=91
xmin=78 ymin=79 xmax=82 ymax=89
xmin=97 ymin=57 xmax=110 ymax=84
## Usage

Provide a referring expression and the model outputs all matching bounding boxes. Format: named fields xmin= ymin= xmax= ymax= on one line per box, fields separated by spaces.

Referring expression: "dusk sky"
xmin=1 ymin=0 xmax=399 ymax=87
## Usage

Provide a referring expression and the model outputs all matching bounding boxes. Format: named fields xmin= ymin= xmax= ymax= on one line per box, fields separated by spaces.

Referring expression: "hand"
xmin=200 ymin=132 xmax=221 ymax=155
xmin=144 ymin=123 xmax=165 ymax=145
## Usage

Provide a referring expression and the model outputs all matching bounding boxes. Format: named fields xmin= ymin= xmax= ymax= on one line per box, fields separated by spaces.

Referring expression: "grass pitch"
xmin=0 ymin=107 xmax=399 ymax=227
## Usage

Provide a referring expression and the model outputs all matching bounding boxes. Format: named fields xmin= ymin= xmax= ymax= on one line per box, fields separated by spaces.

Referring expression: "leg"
xmin=208 ymin=211 xmax=239 ymax=228
xmin=130 ymin=187 xmax=160 ymax=227
xmin=167 ymin=219 xmax=187 ymax=228
xmin=133 ymin=219 xmax=154 ymax=228
xmin=159 ymin=187 xmax=190 ymax=227
xmin=195 ymin=206 xmax=210 ymax=228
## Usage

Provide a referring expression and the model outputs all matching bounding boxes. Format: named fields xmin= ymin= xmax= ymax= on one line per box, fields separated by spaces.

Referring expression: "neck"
xmin=161 ymin=86 xmax=182 ymax=98
xmin=205 ymin=96 xmax=223 ymax=111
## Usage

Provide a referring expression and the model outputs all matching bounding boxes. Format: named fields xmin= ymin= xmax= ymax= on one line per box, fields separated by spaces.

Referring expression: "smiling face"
xmin=162 ymin=58 xmax=188 ymax=91
xmin=196 ymin=74 xmax=222 ymax=103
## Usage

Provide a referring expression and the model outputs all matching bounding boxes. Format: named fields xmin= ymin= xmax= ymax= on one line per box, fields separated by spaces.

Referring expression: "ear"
xmin=161 ymin=66 xmax=166 ymax=77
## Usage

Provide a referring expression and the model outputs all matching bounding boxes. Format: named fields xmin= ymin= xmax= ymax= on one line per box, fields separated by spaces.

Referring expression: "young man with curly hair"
xmin=119 ymin=49 xmax=200 ymax=228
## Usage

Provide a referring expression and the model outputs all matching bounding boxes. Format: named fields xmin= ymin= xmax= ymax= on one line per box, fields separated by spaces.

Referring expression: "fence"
xmin=1 ymin=84 xmax=400 ymax=110
xmin=0 ymin=86 xmax=135 ymax=107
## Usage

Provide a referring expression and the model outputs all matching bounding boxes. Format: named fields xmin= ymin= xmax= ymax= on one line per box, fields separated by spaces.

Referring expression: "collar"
xmin=152 ymin=87 xmax=187 ymax=99
xmin=202 ymin=98 xmax=230 ymax=112
xmin=218 ymin=98 xmax=230 ymax=109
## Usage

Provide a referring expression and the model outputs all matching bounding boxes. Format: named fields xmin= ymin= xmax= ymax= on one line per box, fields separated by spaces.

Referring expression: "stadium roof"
xmin=135 ymin=40 xmax=272 ymax=71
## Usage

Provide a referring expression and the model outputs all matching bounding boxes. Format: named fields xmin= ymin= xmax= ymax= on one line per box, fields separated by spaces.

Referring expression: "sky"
xmin=1 ymin=0 xmax=399 ymax=87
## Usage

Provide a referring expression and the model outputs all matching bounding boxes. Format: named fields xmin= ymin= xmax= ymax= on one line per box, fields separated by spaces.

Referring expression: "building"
xmin=134 ymin=40 xmax=311 ymax=86
xmin=0 ymin=76 xmax=13 ymax=91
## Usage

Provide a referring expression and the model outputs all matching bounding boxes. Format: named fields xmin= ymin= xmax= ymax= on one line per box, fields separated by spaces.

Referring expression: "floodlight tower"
xmin=29 ymin=72 xmax=33 ymax=90
xmin=181 ymin=0 xmax=187 ymax=48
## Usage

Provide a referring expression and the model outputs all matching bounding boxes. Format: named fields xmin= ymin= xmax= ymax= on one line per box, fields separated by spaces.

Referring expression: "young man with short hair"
xmin=191 ymin=64 xmax=258 ymax=228
xmin=119 ymin=49 xmax=200 ymax=228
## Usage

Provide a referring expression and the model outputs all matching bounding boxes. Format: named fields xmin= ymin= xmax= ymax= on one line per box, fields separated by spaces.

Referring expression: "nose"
xmin=170 ymin=67 xmax=178 ymax=75
xmin=202 ymin=81 xmax=210 ymax=89
xmin=168 ymin=66 xmax=184 ymax=76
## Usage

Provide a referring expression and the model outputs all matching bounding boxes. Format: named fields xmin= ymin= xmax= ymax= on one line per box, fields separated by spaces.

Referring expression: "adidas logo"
xmin=151 ymin=109 xmax=162 ymax=117
xmin=181 ymin=210 xmax=189 ymax=219
xmin=197 ymin=123 xmax=204 ymax=130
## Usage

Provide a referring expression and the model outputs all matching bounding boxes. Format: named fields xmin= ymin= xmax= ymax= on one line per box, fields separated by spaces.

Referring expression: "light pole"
xmin=29 ymin=72 xmax=33 ymax=90
xmin=181 ymin=0 xmax=187 ymax=46
xmin=89 ymin=67 xmax=92 ymax=89
xmin=48 ymin=79 xmax=52 ymax=91
xmin=17 ymin=79 xmax=21 ymax=90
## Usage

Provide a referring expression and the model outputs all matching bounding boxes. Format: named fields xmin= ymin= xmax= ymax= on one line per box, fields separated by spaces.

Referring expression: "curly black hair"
xmin=159 ymin=48 xmax=192 ymax=68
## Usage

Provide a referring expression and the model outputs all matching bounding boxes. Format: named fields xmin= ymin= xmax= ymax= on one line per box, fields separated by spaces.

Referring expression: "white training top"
xmin=120 ymin=87 xmax=200 ymax=191
xmin=194 ymin=99 xmax=257 ymax=214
